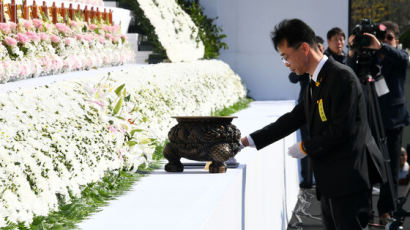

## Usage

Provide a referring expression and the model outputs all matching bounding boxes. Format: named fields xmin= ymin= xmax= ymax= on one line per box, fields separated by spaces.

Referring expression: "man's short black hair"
xmin=316 ymin=36 xmax=324 ymax=45
xmin=271 ymin=18 xmax=317 ymax=51
xmin=327 ymin=27 xmax=345 ymax=40
xmin=381 ymin=20 xmax=400 ymax=37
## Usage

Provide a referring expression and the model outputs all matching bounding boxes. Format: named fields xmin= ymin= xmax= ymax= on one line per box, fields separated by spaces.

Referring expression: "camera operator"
xmin=348 ymin=20 xmax=410 ymax=225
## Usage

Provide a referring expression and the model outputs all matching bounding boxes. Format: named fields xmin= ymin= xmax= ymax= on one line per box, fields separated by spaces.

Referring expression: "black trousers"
xmin=321 ymin=190 xmax=371 ymax=230
xmin=300 ymin=125 xmax=313 ymax=185
xmin=377 ymin=127 xmax=403 ymax=214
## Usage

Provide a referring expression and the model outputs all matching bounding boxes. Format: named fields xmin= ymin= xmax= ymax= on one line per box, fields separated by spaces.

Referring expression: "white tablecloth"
xmin=78 ymin=100 xmax=300 ymax=230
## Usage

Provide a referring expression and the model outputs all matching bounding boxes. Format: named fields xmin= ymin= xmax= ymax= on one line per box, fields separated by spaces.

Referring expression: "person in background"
xmin=240 ymin=18 xmax=386 ymax=230
xmin=324 ymin=27 xmax=347 ymax=64
xmin=288 ymin=36 xmax=324 ymax=189
xmin=316 ymin=36 xmax=325 ymax=53
xmin=347 ymin=20 xmax=409 ymax=225
xmin=399 ymin=147 xmax=410 ymax=185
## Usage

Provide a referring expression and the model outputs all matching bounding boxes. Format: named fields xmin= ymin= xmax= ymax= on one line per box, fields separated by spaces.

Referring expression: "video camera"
xmin=351 ymin=18 xmax=386 ymax=50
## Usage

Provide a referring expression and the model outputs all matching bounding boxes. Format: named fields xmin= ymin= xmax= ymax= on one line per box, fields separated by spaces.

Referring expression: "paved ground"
xmin=287 ymin=184 xmax=410 ymax=230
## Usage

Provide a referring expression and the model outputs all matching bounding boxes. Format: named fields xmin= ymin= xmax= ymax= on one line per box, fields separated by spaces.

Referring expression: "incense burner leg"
xmin=209 ymin=161 xmax=227 ymax=173
xmin=163 ymin=143 xmax=184 ymax=172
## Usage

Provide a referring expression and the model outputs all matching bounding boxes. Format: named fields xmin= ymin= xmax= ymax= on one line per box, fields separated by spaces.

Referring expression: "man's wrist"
xmin=378 ymin=42 xmax=383 ymax=50
xmin=299 ymin=141 xmax=307 ymax=155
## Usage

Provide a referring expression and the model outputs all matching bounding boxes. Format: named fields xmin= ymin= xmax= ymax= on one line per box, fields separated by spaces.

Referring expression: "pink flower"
xmin=55 ymin=23 xmax=71 ymax=34
xmin=98 ymin=36 xmax=105 ymax=44
xmin=32 ymin=19 xmax=43 ymax=29
xmin=0 ymin=23 xmax=10 ymax=34
xmin=19 ymin=63 xmax=29 ymax=76
xmin=89 ymin=24 xmax=98 ymax=30
xmin=89 ymin=100 xmax=104 ymax=109
xmin=64 ymin=38 xmax=71 ymax=45
xmin=102 ymin=25 xmax=111 ymax=32
xmin=45 ymin=23 xmax=53 ymax=31
xmin=22 ymin=20 xmax=33 ymax=30
xmin=26 ymin=31 xmax=39 ymax=42
xmin=17 ymin=33 xmax=30 ymax=44
xmin=41 ymin=56 xmax=51 ymax=70
xmin=8 ymin=22 xmax=17 ymax=30
xmin=39 ymin=33 xmax=49 ymax=41
xmin=113 ymin=25 xmax=120 ymax=32
xmin=84 ymin=34 xmax=93 ymax=42
xmin=112 ymin=36 xmax=119 ymax=43
xmin=108 ymin=125 xmax=117 ymax=133
xmin=75 ymin=34 xmax=83 ymax=41
xmin=4 ymin=37 xmax=17 ymax=46
xmin=50 ymin=34 xmax=60 ymax=43
xmin=105 ymin=34 xmax=112 ymax=40
xmin=121 ymin=34 xmax=127 ymax=40
xmin=69 ymin=21 xmax=78 ymax=28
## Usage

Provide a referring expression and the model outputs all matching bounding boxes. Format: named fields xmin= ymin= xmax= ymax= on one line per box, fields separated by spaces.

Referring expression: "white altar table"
xmin=78 ymin=100 xmax=300 ymax=230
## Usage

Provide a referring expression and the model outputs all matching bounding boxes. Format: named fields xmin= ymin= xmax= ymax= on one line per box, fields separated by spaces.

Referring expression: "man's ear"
xmin=301 ymin=42 xmax=310 ymax=55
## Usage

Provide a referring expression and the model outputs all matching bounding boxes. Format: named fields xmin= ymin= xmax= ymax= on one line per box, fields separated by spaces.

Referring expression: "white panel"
xmin=200 ymin=0 xmax=349 ymax=100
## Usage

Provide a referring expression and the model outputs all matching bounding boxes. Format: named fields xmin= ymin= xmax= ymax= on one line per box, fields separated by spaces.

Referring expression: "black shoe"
xmin=299 ymin=181 xmax=313 ymax=189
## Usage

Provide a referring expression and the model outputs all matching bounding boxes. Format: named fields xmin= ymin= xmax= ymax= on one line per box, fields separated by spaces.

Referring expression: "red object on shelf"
xmin=32 ymin=0 xmax=38 ymax=19
xmin=22 ymin=0 xmax=28 ymax=20
xmin=84 ymin=5 xmax=88 ymax=23
xmin=90 ymin=6 xmax=94 ymax=21
xmin=68 ymin=3 xmax=73 ymax=20
xmin=61 ymin=3 xmax=66 ymax=23
xmin=0 ymin=1 xmax=5 ymax=23
xmin=103 ymin=8 xmax=106 ymax=21
xmin=51 ymin=2 xmax=57 ymax=24
xmin=11 ymin=0 xmax=18 ymax=23
xmin=96 ymin=7 xmax=100 ymax=20
xmin=42 ymin=1 xmax=48 ymax=19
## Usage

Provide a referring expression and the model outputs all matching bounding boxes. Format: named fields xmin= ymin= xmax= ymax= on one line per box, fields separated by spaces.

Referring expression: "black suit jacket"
xmin=250 ymin=57 xmax=386 ymax=197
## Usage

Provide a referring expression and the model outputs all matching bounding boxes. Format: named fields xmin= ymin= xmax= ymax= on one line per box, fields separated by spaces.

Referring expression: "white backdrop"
xmin=199 ymin=0 xmax=349 ymax=100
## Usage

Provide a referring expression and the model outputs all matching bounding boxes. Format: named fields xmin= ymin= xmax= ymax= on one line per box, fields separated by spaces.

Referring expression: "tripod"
xmin=357 ymin=52 xmax=410 ymax=229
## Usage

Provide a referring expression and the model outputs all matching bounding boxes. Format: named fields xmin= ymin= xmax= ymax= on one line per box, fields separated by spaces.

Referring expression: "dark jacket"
xmin=377 ymin=44 xmax=410 ymax=129
xmin=324 ymin=48 xmax=347 ymax=64
xmin=250 ymin=57 xmax=387 ymax=197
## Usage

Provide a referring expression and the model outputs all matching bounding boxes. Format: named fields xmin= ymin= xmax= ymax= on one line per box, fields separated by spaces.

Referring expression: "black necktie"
xmin=310 ymin=79 xmax=316 ymax=97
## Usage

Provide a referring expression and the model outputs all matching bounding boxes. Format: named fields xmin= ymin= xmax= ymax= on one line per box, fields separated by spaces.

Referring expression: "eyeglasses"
xmin=280 ymin=43 xmax=302 ymax=65
xmin=281 ymin=56 xmax=290 ymax=65
xmin=385 ymin=34 xmax=395 ymax=41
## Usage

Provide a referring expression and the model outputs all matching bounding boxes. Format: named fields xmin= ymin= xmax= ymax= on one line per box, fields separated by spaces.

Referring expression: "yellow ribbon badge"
xmin=317 ymin=98 xmax=327 ymax=122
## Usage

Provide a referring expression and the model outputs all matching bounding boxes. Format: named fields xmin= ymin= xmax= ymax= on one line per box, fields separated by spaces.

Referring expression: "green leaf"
xmin=124 ymin=95 xmax=131 ymax=102
xmin=126 ymin=141 xmax=138 ymax=147
xmin=139 ymin=138 xmax=152 ymax=145
xmin=131 ymin=129 xmax=143 ymax=137
xmin=112 ymin=97 xmax=124 ymax=116
xmin=114 ymin=84 xmax=126 ymax=96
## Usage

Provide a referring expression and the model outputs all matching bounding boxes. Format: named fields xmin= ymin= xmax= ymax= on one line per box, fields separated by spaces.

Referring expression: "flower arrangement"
xmin=137 ymin=0 xmax=205 ymax=62
xmin=0 ymin=18 xmax=135 ymax=83
xmin=0 ymin=59 xmax=246 ymax=227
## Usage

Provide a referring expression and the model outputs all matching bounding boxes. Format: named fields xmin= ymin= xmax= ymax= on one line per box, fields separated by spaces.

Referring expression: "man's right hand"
xmin=240 ymin=137 xmax=249 ymax=147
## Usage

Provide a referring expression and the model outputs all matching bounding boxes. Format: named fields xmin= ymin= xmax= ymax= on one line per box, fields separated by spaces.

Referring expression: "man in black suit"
xmin=289 ymin=36 xmax=325 ymax=189
xmin=240 ymin=19 xmax=386 ymax=230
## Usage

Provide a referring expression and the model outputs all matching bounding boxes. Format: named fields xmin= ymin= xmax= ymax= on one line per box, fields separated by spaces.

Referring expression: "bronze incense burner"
xmin=163 ymin=116 xmax=241 ymax=173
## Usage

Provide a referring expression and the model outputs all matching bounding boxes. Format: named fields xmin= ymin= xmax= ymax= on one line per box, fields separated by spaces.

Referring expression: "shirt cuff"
xmin=247 ymin=135 xmax=256 ymax=147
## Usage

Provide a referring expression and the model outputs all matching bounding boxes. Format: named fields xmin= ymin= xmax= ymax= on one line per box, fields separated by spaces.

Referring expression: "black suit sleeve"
xmin=250 ymin=103 xmax=305 ymax=150
xmin=304 ymin=68 xmax=361 ymax=158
